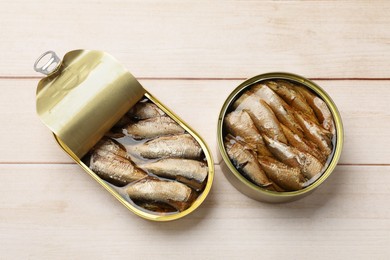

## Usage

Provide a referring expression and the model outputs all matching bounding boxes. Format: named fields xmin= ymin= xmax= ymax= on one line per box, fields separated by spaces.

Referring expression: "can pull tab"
xmin=34 ymin=51 xmax=61 ymax=75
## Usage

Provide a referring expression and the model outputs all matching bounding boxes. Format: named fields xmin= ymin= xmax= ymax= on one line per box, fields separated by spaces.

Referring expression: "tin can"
xmin=34 ymin=50 xmax=214 ymax=221
xmin=217 ymin=72 xmax=343 ymax=203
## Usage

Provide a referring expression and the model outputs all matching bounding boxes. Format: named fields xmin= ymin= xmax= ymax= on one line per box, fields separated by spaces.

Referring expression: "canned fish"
xmin=217 ymin=72 xmax=343 ymax=202
xmin=34 ymin=50 xmax=214 ymax=221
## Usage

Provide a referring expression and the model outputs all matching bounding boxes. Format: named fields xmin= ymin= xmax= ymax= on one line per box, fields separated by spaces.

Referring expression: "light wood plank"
xmin=0 ymin=164 xmax=389 ymax=259
xmin=1 ymin=1 xmax=390 ymax=78
xmin=0 ymin=79 xmax=389 ymax=164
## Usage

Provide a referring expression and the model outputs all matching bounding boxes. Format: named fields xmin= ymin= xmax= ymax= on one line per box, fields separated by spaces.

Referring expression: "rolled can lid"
xmin=35 ymin=50 xmax=145 ymax=158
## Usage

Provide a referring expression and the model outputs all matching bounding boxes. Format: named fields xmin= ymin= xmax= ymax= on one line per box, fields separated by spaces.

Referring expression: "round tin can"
xmin=217 ymin=72 xmax=343 ymax=203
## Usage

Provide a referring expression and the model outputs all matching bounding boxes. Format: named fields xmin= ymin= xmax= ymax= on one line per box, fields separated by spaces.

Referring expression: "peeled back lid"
xmin=35 ymin=50 xmax=145 ymax=159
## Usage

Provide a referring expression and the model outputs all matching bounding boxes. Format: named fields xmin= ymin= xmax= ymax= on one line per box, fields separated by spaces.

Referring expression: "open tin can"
xmin=217 ymin=72 xmax=343 ymax=203
xmin=34 ymin=50 xmax=214 ymax=221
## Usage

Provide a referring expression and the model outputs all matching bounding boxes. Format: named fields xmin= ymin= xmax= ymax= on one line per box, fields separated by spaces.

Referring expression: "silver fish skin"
xmin=89 ymin=149 xmax=148 ymax=186
xmin=251 ymin=84 xmax=304 ymax=137
xmin=296 ymin=86 xmax=335 ymax=135
xmin=233 ymin=91 xmax=287 ymax=144
xmin=128 ymin=102 xmax=165 ymax=120
xmin=225 ymin=136 xmax=272 ymax=187
xmin=92 ymin=137 xmax=129 ymax=159
xmin=125 ymin=116 xmax=185 ymax=139
xmin=295 ymin=112 xmax=333 ymax=156
xmin=263 ymin=135 xmax=324 ymax=179
xmin=125 ymin=177 xmax=194 ymax=212
xmin=258 ymin=156 xmax=304 ymax=191
xmin=280 ymin=124 xmax=327 ymax=163
xmin=266 ymin=80 xmax=318 ymax=123
xmin=130 ymin=133 xmax=203 ymax=160
xmin=141 ymin=158 xmax=208 ymax=190
xmin=224 ymin=110 xmax=272 ymax=156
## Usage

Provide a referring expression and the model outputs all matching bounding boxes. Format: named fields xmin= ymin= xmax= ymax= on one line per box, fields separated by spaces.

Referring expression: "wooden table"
xmin=1 ymin=1 xmax=389 ymax=259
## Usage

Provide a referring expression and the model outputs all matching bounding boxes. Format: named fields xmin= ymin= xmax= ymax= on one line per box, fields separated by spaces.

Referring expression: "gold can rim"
xmin=217 ymin=72 xmax=344 ymax=200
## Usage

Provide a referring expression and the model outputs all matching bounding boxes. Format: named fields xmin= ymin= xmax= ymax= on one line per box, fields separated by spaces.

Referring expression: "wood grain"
xmin=1 ymin=79 xmax=388 ymax=165
xmin=1 ymin=1 xmax=390 ymax=78
xmin=0 ymin=164 xmax=389 ymax=259
xmin=1 ymin=0 xmax=389 ymax=258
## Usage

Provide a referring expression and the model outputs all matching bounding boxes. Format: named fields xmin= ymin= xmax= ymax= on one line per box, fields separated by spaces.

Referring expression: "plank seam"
xmin=2 ymin=76 xmax=390 ymax=81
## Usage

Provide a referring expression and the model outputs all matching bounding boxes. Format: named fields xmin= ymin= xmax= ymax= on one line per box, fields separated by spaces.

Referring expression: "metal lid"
xmin=35 ymin=50 xmax=145 ymax=159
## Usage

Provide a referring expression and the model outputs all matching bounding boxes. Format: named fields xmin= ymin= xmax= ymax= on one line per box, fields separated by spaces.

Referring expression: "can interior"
xmin=55 ymin=91 xmax=214 ymax=221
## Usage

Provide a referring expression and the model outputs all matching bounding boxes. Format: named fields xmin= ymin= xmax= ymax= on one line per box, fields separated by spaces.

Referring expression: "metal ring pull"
xmin=34 ymin=51 xmax=61 ymax=75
